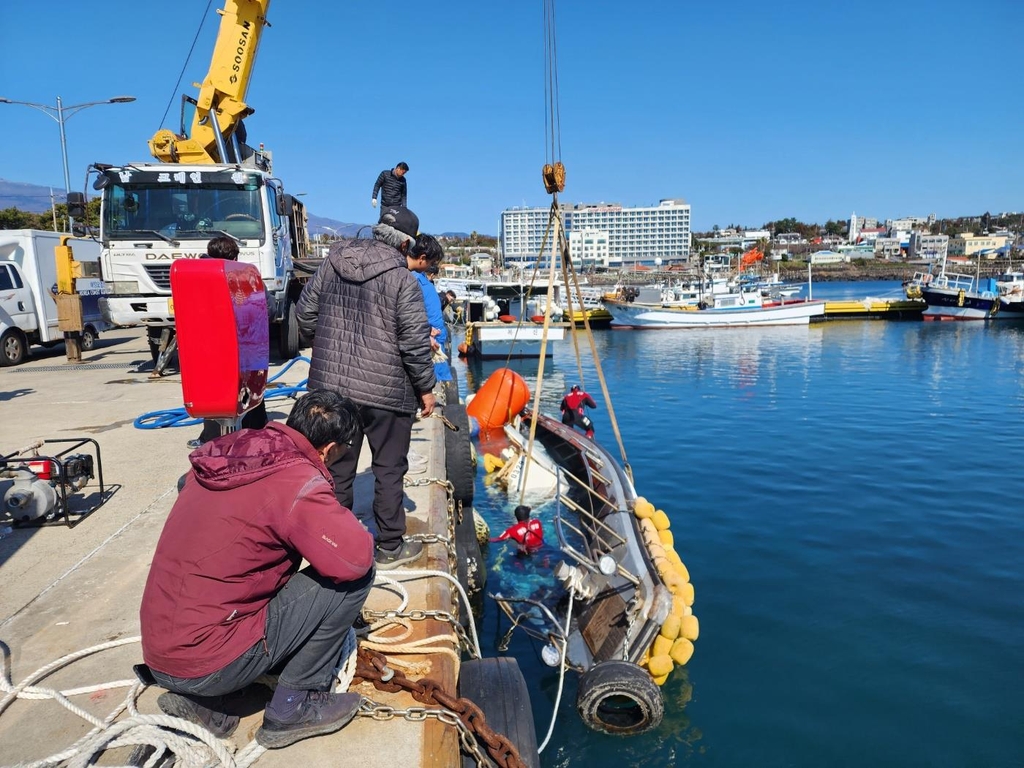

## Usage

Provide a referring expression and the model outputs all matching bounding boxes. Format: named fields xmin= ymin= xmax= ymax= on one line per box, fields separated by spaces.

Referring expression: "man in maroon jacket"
xmin=140 ymin=390 xmax=375 ymax=749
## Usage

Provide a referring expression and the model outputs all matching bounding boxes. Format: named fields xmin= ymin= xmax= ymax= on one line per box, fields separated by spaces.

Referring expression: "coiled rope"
xmin=134 ymin=356 xmax=311 ymax=430
xmin=0 ymin=569 xmax=478 ymax=768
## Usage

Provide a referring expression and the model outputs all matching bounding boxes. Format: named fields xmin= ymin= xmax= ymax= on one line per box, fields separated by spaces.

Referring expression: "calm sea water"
xmin=456 ymin=281 xmax=1024 ymax=768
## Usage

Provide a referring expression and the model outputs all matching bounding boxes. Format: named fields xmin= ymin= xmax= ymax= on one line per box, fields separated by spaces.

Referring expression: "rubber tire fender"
xmin=0 ymin=329 xmax=28 ymax=366
xmin=454 ymin=501 xmax=486 ymax=602
xmin=458 ymin=657 xmax=541 ymax=768
xmin=575 ymin=659 xmax=664 ymax=735
xmin=444 ymin=402 xmax=475 ymax=505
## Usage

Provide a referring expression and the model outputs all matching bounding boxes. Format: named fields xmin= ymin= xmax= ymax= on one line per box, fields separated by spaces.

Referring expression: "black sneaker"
xmin=374 ymin=539 xmax=424 ymax=570
xmin=157 ymin=691 xmax=240 ymax=739
xmin=256 ymin=691 xmax=363 ymax=749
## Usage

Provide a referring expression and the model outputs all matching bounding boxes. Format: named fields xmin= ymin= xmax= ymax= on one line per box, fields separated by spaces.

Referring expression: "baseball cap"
xmin=380 ymin=206 xmax=419 ymax=238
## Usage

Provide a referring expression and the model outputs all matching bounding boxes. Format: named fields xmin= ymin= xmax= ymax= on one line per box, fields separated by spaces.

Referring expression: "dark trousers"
xmin=151 ymin=566 xmax=373 ymax=696
xmin=329 ymin=405 xmax=412 ymax=551
xmin=198 ymin=401 xmax=269 ymax=443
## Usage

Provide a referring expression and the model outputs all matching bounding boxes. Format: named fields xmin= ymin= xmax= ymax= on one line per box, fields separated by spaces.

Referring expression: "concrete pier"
xmin=0 ymin=328 xmax=464 ymax=766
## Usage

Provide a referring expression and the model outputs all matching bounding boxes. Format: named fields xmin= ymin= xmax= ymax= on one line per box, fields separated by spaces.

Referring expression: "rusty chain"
xmin=358 ymin=699 xmax=496 ymax=767
xmin=355 ymin=646 xmax=528 ymax=768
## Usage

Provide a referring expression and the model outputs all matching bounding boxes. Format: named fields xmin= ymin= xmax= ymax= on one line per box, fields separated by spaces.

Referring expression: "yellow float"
xmin=631 ymin=495 xmax=698 ymax=686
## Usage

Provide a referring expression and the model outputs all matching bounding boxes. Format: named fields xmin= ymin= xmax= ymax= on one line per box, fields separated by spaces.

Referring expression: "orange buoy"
xmin=498 ymin=314 xmax=517 ymax=324
xmin=466 ymin=368 xmax=531 ymax=429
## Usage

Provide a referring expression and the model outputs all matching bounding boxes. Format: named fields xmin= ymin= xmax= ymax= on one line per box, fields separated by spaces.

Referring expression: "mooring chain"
xmin=355 ymin=647 xmax=527 ymax=768
xmin=361 ymin=608 xmax=475 ymax=655
xmin=358 ymin=700 xmax=496 ymax=768
xmin=401 ymin=476 xmax=460 ymax=616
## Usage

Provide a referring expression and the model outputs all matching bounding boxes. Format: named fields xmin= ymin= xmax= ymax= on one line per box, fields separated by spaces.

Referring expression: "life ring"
xmin=957 ymin=289 xmax=965 ymax=307
xmin=575 ymin=660 xmax=664 ymax=735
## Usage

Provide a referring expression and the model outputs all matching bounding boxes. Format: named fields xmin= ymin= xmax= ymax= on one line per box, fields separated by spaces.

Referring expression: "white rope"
xmin=537 ymin=587 xmax=575 ymax=754
xmin=383 ymin=568 xmax=482 ymax=658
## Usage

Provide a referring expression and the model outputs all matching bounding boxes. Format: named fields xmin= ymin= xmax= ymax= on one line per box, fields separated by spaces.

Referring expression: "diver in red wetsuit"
xmin=490 ymin=505 xmax=544 ymax=554
xmin=560 ymin=384 xmax=597 ymax=439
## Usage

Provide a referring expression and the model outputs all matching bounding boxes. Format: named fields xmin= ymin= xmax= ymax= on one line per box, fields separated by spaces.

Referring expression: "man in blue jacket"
xmin=409 ymin=236 xmax=452 ymax=384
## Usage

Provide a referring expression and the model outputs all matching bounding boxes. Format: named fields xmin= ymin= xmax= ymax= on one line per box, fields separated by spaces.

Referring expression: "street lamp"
xmin=0 ymin=95 xmax=136 ymax=231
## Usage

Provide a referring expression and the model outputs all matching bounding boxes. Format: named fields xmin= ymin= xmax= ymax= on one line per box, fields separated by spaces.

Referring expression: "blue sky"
xmin=1 ymin=0 xmax=1020 ymax=234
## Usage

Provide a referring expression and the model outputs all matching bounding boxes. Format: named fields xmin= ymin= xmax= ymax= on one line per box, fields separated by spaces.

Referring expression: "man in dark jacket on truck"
xmin=370 ymin=161 xmax=408 ymax=214
xmin=296 ymin=205 xmax=436 ymax=570
xmin=140 ymin=390 xmax=375 ymax=749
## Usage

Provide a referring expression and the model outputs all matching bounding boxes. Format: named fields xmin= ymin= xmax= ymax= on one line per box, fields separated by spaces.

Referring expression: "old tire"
xmin=458 ymin=657 xmax=540 ymax=768
xmin=81 ymin=325 xmax=98 ymax=351
xmin=444 ymin=364 xmax=461 ymax=406
xmin=454 ymin=502 xmax=486 ymax=602
xmin=0 ymin=329 xmax=27 ymax=366
xmin=576 ymin=660 xmax=664 ymax=735
xmin=278 ymin=298 xmax=300 ymax=360
xmin=444 ymin=403 xmax=475 ymax=506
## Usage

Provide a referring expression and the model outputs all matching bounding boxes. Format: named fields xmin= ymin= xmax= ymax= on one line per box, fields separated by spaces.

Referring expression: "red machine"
xmin=170 ymin=259 xmax=269 ymax=420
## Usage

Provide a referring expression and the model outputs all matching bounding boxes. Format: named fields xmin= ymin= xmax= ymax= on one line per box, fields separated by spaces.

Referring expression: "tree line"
xmin=0 ymin=200 xmax=101 ymax=232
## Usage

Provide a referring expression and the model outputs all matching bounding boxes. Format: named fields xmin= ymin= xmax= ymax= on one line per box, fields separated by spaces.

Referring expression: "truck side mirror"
xmin=67 ymin=192 xmax=87 ymax=219
xmin=276 ymin=194 xmax=294 ymax=217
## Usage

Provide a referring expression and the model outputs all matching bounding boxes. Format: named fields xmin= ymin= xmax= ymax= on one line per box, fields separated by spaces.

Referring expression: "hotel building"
xmin=500 ymin=199 xmax=691 ymax=269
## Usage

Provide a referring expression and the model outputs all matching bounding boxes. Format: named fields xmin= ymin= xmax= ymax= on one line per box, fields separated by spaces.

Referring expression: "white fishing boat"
xmin=605 ymin=288 xmax=825 ymax=328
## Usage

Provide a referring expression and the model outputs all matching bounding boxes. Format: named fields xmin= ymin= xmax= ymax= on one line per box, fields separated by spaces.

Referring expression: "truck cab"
xmin=84 ymin=163 xmax=307 ymax=359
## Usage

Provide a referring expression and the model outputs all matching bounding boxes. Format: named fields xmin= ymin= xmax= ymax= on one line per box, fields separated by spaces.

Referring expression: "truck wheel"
xmin=0 ymin=329 xmax=27 ymax=366
xmin=147 ymin=327 xmax=162 ymax=364
xmin=278 ymin=298 xmax=300 ymax=360
xmin=81 ymin=325 xmax=97 ymax=351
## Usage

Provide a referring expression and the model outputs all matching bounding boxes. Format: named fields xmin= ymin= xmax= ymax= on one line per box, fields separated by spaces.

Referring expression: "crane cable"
xmin=516 ymin=1 xmax=633 ymax=508
xmin=157 ymin=0 xmax=216 ymax=130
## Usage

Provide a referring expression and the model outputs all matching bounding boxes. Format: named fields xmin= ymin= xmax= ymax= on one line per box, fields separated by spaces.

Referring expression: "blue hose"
xmin=134 ymin=356 xmax=311 ymax=430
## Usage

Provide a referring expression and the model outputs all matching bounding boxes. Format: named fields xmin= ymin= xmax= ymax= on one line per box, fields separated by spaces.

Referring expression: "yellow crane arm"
xmin=149 ymin=0 xmax=272 ymax=164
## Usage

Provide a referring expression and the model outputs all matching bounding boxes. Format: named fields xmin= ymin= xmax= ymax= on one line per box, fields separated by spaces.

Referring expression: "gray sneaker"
xmin=157 ymin=691 xmax=239 ymax=738
xmin=256 ymin=691 xmax=363 ymax=749
xmin=374 ymin=539 xmax=424 ymax=570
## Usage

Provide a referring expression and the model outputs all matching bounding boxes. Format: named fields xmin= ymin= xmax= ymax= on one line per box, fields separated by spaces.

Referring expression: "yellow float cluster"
xmin=483 ymin=453 xmax=505 ymax=474
xmin=634 ymin=496 xmax=699 ymax=686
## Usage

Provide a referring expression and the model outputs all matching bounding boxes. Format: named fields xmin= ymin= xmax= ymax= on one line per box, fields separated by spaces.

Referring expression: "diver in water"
xmin=560 ymin=384 xmax=597 ymax=439
xmin=490 ymin=505 xmax=544 ymax=555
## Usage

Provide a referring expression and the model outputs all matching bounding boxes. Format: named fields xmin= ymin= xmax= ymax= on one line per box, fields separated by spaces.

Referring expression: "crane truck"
xmin=68 ymin=0 xmax=316 ymax=364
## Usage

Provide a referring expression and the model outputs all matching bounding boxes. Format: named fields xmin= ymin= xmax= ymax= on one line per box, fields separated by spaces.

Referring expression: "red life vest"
xmin=502 ymin=518 xmax=544 ymax=552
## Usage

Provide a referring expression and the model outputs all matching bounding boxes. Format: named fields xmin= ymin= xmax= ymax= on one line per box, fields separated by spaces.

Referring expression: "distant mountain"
xmin=1 ymin=180 xmax=493 ymax=239
xmin=306 ymin=213 xmax=370 ymax=239
xmin=0 ymin=179 xmax=64 ymax=212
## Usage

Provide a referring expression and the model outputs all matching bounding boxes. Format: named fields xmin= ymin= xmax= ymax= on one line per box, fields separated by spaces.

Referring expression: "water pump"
xmin=0 ymin=439 xmax=107 ymax=527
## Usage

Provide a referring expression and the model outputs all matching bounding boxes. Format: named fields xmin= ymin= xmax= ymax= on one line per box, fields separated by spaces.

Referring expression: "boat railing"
xmin=934 ymin=271 xmax=976 ymax=291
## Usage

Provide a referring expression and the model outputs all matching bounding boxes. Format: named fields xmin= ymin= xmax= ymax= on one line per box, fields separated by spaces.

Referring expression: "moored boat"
xmin=605 ymin=288 xmax=825 ymax=328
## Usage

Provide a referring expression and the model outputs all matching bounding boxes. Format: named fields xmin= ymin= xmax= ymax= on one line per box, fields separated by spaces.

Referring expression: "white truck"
xmin=0 ymin=230 xmax=107 ymax=366
xmin=69 ymin=163 xmax=312 ymax=363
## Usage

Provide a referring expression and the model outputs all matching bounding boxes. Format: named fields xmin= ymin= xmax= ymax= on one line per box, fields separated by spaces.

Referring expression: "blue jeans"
xmin=152 ymin=566 xmax=373 ymax=695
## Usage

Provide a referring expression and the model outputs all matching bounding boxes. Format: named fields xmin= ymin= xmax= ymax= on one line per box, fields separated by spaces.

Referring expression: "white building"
xmin=500 ymin=199 xmax=691 ymax=268
xmin=908 ymin=233 xmax=948 ymax=261
xmin=568 ymin=229 xmax=615 ymax=270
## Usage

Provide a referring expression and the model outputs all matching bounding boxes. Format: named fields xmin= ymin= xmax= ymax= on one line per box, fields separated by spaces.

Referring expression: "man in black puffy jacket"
xmin=370 ymin=162 xmax=408 ymax=215
xmin=296 ymin=206 xmax=436 ymax=569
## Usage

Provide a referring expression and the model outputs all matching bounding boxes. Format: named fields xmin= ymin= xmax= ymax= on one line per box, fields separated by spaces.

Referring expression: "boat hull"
xmin=464 ymin=321 xmax=565 ymax=358
xmin=605 ymin=299 xmax=825 ymax=328
xmin=920 ymin=285 xmax=997 ymax=321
